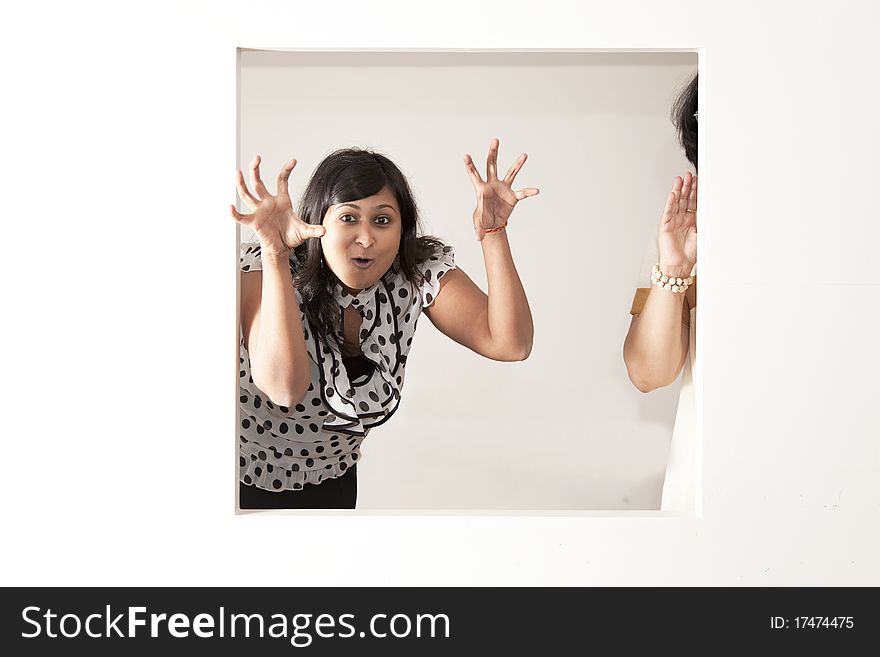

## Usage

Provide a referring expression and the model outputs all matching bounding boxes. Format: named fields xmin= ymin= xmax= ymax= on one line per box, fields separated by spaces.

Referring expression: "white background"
xmin=238 ymin=50 xmax=697 ymax=510
xmin=2 ymin=0 xmax=878 ymax=585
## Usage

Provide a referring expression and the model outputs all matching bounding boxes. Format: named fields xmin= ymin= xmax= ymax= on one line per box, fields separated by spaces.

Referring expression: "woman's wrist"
xmin=260 ymin=248 xmax=292 ymax=264
xmin=477 ymin=219 xmax=510 ymax=243
xmin=255 ymin=234 xmax=293 ymax=259
xmin=483 ymin=222 xmax=508 ymax=235
xmin=657 ymin=262 xmax=694 ymax=279
xmin=479 ymin=225 xmax=511 ymax=250
xmin=652 ymin=263 xmax=693 ymax=295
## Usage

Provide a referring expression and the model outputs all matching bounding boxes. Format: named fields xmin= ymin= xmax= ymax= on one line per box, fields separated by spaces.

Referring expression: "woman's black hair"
xmin=292 ymin=148 xmax=443 ymax=349
xmin=671 ymin=73 xmax=698 ymax=170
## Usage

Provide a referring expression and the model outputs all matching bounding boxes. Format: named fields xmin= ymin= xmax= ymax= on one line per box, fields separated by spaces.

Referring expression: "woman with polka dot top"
xmin=233 ymin=140 xmax=539 ymax=509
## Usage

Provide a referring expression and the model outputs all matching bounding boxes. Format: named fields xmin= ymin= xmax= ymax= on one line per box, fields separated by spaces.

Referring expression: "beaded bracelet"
xmin=651 ymin=263 xmax=694 ymax=293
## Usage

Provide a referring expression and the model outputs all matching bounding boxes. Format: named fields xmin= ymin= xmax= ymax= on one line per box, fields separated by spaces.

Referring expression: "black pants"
xmin=239 ymin=465 xmax=357 ymax=509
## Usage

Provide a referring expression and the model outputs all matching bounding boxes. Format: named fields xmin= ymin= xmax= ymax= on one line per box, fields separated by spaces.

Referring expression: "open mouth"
xmin=351 ymin=257 xmax=373 ymax=269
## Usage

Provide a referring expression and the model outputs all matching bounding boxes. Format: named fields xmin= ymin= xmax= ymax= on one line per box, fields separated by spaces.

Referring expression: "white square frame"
xmin=232 ymin=47 xmax=703 ymax=517
xmin=5 ymin=0 xmax=878 ymax=586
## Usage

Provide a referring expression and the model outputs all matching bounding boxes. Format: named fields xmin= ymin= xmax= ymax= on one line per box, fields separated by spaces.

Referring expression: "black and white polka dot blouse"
xmin=238 ymin=241 xmax=456 ymax=492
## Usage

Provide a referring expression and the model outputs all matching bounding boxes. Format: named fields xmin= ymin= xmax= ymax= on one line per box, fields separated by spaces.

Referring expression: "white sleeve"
xmin=419 ymin=244 xmax=456 ymax=308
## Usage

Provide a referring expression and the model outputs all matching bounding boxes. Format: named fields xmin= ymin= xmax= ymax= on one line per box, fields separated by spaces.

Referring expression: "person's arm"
xmin=240 ymin=261 xmax=311 ymax=407
xmin=623 ymin=172 xmax=697 ymax=393
xmin=623 ymin=286 xmax=690 ymax=392
xmin=425 ymin=138 xmax=537 ymax=361
xmin=233 ymin=155 xmax=325 ymax=406
xmin=425 ymin=231 xmax=533 ymax=361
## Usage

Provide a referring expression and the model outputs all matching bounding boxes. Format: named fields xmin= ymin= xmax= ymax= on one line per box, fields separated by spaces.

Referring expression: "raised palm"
xmin=464 ymin=139 xmax=539 ymax=241
xmin=658 ymin=172 xmax=697 ymax=275
xmin=230 ymin=155 xmax=324 ymax=257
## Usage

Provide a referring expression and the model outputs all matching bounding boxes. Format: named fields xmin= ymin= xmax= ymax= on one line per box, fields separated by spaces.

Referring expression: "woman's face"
xmin=321 ymin=185 xmax=403 ymax=292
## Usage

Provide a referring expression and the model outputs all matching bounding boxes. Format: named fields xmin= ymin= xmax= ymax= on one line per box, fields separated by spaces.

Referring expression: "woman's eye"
xmin=340 ymin=214 xmax=357 ymax=223
xmin=375 ymin=216 xmax=391 ymax=226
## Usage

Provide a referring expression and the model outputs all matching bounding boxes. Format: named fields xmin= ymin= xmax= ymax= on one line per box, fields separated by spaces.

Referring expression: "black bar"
xmin=2 ymin=587 xmax=875 ymax=654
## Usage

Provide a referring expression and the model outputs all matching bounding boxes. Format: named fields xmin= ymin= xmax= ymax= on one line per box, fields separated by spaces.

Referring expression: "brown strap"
xmin=685 ymin=279 xmax=697 ymax=310
xmin=630 ymin=279 xmax=697 ymax=327
xmin=629 ymin=288 xmax=651 ymax=315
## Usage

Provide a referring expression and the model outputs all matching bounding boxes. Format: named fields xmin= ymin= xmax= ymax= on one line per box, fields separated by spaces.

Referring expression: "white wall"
xmin=3 ymin=0 xmax=878 ymax=585
xmin=238 ymin=51 xmax=697 ymax=509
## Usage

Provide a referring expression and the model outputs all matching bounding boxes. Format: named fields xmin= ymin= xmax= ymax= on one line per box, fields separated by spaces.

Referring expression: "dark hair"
xmin=292 ymin=148 xmax=443 ymax=348
xmin=671 ymin=73 xmax=698 ymax=170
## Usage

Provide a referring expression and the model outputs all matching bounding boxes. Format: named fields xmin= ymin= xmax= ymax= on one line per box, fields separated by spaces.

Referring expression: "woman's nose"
xmin=355 ymin=227 xmax=374 ymax=247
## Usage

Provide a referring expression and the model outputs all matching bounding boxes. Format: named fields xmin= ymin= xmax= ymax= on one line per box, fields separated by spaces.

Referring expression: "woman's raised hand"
xmin=464 ymin=138 xmax=540 ymax=241
xmin=230 ymin=155 xmax=325 ymax=257
xmin=657 ymin=172 xmax=698 ymax=277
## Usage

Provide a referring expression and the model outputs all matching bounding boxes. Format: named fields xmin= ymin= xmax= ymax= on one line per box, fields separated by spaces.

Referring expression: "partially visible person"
xmin=623 ymin=74 xmax=698 ymax=511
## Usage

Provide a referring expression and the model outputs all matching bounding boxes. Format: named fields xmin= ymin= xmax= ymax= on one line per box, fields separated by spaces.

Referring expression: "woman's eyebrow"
xmin=339 ymin=203 xmax=397 ymax=212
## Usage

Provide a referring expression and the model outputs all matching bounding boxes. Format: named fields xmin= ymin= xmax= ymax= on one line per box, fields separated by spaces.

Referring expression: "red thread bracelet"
xmin=484 ymin=222 xmax=508 ymax=234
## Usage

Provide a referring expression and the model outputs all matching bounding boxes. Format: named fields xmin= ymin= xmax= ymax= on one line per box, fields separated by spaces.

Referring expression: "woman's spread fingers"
xmin=291 ymin=219 xmax=325 ymax=242
xmin=464 ymin=154 xmax=483 ymax=186
xmin=277 ymin=159 xmax=297 ymax=196
xmin=514 ymin=187 xmax=539 ymax=201
xmin=250 ymin=155 xmax=270 ymax=199
xmin=678 ymin=173 xmax=692 ymax=214
xmin=503 ymin=153 xmax=527 ymax=185
xmin=670 ymin=176 xmax=683 ymax=217
xmin=486 ymin=138 xmax=499 ymax=180
xmin=236 ymin=170 xmax=260 ymax=209
xmin=230 ymin=204 xmax=251 ymax=224
xmin=662 ymin=191 xmax=677 ymax=225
